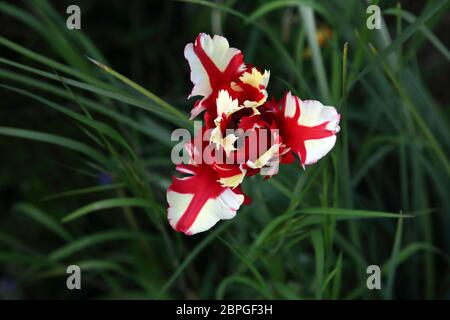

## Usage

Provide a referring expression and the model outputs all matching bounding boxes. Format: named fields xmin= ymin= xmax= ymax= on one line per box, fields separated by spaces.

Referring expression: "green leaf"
xmin=384 ymin=8 xmax=450 ymax=62
xmin=349 ymin=0 xmax=448 ymax=88
xmin=0 ymin=68 xmax=175 ymax=144
xmin=0 ymin=35 xmax=104 ymax=88
xmin=87 ymin=57 xmax=188 ymax=122
xmin=300 ymin=5 xmax=330 ymax=102
xmin=156 ymin=222 xmax=231 ymax=299
xmin=62 ymin=198 xmax=154 ymax=223
xmin=0 ymin=84 xmax=136 ymax=156
xmin=297 ymin=207 xmax=411 ymax=219
xmin=311 ymin=230 xmax=324 ymax=299
xmin=385 ymin=214 xmax=404 ymax=299
xmin=42 ymin=183 xmax=125 ymax=201
xmin=13 ymin=203 xmax=72 ymax=242
xmin=0 ymin=126 xmax=108 ymax=164
xmin=48 ymin=230 xmax=142 ymax=261
xmin=247 ymin=0 xmax=329 ymax=22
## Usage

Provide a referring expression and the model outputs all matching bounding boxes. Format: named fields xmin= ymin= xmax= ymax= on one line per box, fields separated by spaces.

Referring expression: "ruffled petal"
xmin=278 ymin=92 xmax=340 ymax=166
xmin=210 ymin=90 xmax=241 ymax=154
xmin=167 ymin=164 xmax=246 ymax=235
xmin=184 ymin=33 xmax=245 ymax=118
xmin=212 ymin=162 xmax=247 ymax=189
xmin=246 ymin=143 xmax=281 ymax=170
xmin=216 ymin=89 xmax=241 ymax=117
xmin=239 ymin=68 xmax=270 ymax=90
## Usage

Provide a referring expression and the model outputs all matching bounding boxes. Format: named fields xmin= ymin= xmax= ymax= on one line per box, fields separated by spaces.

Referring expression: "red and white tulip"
xmin=167 ymin=33 xmax=340 ymax=235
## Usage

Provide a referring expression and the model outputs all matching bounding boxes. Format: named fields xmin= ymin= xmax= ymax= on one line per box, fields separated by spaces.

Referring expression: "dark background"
xmin=0 ymin=0 xmax=449 ymax=299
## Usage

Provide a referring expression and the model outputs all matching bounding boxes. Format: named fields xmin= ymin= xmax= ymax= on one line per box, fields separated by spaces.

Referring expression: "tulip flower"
xmin=167 ymin=33 xmax=340 ymax=235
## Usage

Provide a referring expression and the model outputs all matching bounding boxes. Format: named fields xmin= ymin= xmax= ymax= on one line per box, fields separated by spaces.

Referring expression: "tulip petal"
xmin=184 ymin=33 xmax=245 ymax=118
xmin=279 ymin=92 xmax=340 ymax=166
xmin=167 ymin=164 xmax=245 ymax=235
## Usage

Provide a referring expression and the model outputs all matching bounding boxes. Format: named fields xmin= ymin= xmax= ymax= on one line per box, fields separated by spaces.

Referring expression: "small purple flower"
xmin=98 ymin=172 xmax=113 ymax=185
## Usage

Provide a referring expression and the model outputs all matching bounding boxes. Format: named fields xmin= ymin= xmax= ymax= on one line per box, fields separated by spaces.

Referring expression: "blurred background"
xmin=0 ymin=0 xmax=449 ymax=299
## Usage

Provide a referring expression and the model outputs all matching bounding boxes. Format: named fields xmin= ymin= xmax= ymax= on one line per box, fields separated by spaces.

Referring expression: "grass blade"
xmin=62 ymin=198 xmax=154 ymax=223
